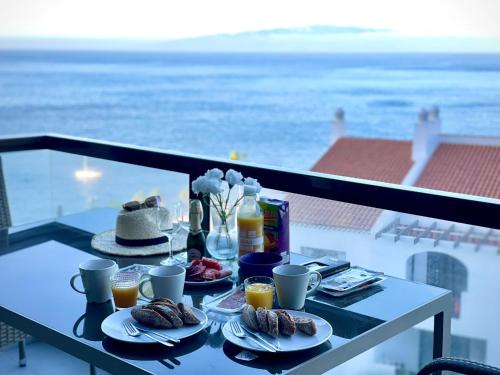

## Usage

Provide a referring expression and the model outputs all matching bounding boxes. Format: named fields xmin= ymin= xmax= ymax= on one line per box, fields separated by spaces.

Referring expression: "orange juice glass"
xmin=110 ymin=271 xmax=140 ymax=308
xmin=244 ymin=276 xmax=275 ymax=309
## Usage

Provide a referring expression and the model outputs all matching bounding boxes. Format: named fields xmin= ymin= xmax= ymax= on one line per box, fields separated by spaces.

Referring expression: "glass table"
xmin=0 ymin=213 xmax=452 ymax=374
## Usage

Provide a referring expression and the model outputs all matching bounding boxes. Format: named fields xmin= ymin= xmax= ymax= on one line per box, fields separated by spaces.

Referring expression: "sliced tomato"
xmin=186 ymin=264 xmax=206 ymax=277
xmin=202 ymin=257 xmax=222 ymax=270
xmin=190 ymin=259 xmax=203 ymax=267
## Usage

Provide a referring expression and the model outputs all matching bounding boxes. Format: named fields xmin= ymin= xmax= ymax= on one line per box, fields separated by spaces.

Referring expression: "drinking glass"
xmin=176 ymin=202 xmax=190 ymax=231
xmin=159 ymin=202 xmax=184 ymax=266
xmin=244 ymin=276 xmax=275 ymax=309
xmin=110 ymin=271 xmax=141 ymax=308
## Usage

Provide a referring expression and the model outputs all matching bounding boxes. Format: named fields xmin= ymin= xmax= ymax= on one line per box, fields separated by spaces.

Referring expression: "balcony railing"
xmin=0 ymin=133 xmax=499 ymax=230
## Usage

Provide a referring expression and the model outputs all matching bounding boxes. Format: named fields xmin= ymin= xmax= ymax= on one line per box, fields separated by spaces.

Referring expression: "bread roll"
xmin=241 ymin=305 xmax=259 ymax=331
xmin=256 ymin=307 xmax=269 ymax=333
xmin=293 ymin=316 xmax=317 ymax=336
xmin=267 ymin=310 xmax=279 ymax=337
xmin=276 ymin=310 xmax=296 ymax=336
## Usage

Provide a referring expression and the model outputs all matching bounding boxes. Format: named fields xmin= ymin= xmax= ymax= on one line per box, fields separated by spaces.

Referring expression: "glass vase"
xmin=206 ymin=208 xmax=238 ymax=260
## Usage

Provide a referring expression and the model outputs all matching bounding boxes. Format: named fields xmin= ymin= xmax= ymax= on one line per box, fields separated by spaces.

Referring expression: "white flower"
xmin=225 ymin=169 xmax=244 ymax=186
xmin=191 ymin=176 xmax=208 ymax=195
xmin=243 ymin=177 xmax=262 ymax=193
xmin=205 ymin=177 xmax=223 ymax=195
xmin=192 ymin=175 xmax=224 ymax=195
xmin=204 ymin=168 xmax=223 ymax=180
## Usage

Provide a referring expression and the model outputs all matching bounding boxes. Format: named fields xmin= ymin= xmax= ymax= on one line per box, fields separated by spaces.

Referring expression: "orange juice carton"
xmin=258 ymin=197 xmax=289 ymax=263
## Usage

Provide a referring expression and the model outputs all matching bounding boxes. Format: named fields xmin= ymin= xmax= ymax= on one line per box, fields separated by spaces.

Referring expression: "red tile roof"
xmin=312 ymin=137 xmax=414 ymax=183
xmin=288 ymin=194 xmax=382 ymax=231
xmin=289 ymin=137 xmax=413 ymax=230
xmin=416 ymin=143 xmax=500 ymax=199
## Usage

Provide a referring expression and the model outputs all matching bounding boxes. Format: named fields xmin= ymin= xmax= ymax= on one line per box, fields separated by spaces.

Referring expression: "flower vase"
xmin=206 ymin=207 xmax=238 ymax=260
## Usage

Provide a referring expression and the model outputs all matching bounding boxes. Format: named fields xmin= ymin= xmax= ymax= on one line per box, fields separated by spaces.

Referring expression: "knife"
xmin=240 ymin=324 xmax=281 ymax=351
xmin=133 ymin=325 xmax=181 ymax=343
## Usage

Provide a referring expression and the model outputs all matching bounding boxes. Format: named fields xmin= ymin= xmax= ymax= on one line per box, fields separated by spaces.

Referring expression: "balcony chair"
xmin=0 ymin=155 xmax=27 ymax=367
xmin=418 ymin=357 xmax=500 ymax=375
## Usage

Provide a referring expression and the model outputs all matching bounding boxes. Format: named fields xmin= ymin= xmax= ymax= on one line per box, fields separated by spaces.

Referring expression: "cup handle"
xmin=306 ymin=271 xmax=322 ymax=296
xmin=139 ymin=277 xmax=153 ymax=300
xmin=70 ymin=274 xmax=86 ymax=294
xmin=72 ymin=314 xmax=86 ymax=338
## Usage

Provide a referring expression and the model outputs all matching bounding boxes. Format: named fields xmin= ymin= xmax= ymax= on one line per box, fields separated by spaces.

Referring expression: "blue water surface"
xmin=1 ymin=51 xmax=499 ymax=169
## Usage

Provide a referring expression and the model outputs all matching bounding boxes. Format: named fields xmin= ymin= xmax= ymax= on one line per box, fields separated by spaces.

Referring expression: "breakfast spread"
xmin=185 ymin=258 xmax=232 ymax=282
xmin=241 ymin=305 xmax=317 ymax=337
xmin=131 ymin=298 xmax=201 ymax=328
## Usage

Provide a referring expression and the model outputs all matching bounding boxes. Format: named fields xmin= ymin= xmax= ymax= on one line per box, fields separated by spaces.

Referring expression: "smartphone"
xmin=301 ymin=256 xmax=350 ymax=278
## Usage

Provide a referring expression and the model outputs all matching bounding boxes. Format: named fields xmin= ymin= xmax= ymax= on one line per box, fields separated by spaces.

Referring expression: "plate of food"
xmin=222 ymin=305 xmax=332 ymax=352
xmin=101 ymin=298 xmax=208 ymax=344
xmin=185 ymin=258 xmax=233 ymax=286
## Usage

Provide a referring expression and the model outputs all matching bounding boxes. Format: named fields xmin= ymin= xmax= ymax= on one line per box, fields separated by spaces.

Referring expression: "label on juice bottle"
xmin=238 ymin=230 xmax=264 ymax=256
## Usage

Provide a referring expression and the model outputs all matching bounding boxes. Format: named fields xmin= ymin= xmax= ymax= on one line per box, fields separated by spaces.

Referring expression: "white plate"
xmin=184 ymin=266 xmax=233 ymax=286
xmin=222 ymin=310 xmax=332 ymax=352
xmin=101 ymin=306 xmax=208 ymax=344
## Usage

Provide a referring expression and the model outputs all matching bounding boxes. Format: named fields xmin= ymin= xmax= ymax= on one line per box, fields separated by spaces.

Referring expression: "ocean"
xmin=1 ymin=51 xmax=500 ymax=224
xmin=1 ymin=51 xmax=500 ymax=170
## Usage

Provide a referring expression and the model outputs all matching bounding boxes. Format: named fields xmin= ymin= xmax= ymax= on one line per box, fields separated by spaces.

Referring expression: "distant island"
xmin=1 ymin=25 xmax=499 ymax=53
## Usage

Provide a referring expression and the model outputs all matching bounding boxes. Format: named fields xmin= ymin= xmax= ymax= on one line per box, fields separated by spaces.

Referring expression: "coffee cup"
xmin=272 ymin=264 xmax=322 ymax=310
xmin=70 ymin=259 xmax=118 ymax=303
xmin=139 ymin=265 xmax=185 ymax=303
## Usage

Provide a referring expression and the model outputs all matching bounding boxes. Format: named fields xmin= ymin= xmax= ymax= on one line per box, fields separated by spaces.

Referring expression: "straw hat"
xmin=91 ymin=207 xmax=183 ymax=256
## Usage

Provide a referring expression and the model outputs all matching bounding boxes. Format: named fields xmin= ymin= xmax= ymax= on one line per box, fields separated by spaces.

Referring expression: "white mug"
xmin=272 ymin=264 xmax=322 ymax=310
xmin=139 ymin=265 xmax=185 ymax=303
xmin=70 ymin=259 xmax=118 ymax=303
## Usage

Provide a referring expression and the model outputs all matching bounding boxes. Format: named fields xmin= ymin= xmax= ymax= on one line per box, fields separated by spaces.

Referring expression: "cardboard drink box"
xmin=258 ymin=197 xmax=290 ymax=263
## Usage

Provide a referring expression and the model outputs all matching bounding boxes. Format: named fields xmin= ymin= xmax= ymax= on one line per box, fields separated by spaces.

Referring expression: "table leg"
xmin=18 ymin=340 xmax=26 ymax=367
xmin=89 ymin=364 xmax=96 ymax=375
xmin=433 ymin=309 xmax=451 ymax=359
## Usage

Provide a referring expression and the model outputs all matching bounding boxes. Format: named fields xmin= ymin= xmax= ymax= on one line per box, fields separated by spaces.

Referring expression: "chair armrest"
xmin=418 ymin=357 xmax=500 ymax=375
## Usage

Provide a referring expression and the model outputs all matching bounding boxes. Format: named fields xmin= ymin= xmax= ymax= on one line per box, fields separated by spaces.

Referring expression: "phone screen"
xmin=306 ymin=263 xmax=324 ymax=272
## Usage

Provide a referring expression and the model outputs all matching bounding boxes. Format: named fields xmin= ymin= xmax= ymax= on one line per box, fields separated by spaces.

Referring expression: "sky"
xmin=1 ymin=0 xmax=500 ymax=40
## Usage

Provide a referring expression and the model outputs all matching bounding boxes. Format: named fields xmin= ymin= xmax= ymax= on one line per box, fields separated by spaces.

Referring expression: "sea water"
xmin=0 ymin=51 xmax=499 ymax=224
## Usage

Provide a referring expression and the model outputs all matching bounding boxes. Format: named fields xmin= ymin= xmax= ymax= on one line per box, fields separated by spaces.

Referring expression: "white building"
xmin=288 ymin=108 xmax=500 ymax=372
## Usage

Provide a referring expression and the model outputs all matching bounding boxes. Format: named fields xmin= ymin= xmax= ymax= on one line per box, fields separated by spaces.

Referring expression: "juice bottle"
xmin=238 ymin=185 xmax=264 ymax=257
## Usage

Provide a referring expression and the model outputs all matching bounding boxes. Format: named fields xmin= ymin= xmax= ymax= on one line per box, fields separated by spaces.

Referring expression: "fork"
xmin=122 ymin=321 xmax=174 ymax=347
xmin=230 ymin=321 xmax=276 ymax=352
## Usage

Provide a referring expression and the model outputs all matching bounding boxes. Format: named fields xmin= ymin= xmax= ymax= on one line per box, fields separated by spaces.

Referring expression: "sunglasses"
xmin=122 ymin=195 xmax=161 ymax=212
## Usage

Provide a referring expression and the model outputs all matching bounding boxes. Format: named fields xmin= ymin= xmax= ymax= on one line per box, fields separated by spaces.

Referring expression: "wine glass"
xmin=176 ymin=202 xmax=190 ymax=233
xmin=159 ymin=202 xmax=185 ymax=266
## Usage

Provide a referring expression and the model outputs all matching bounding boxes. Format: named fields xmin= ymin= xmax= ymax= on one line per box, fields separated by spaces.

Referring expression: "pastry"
xmin=131 ymin=306 xmax=172 ymax=328
xmin=147 ymin=304 xmax=183 ymax=328
xmin=177 ymin=303 xmax=201 ymax=325
xmin=150 ymin=298 xmax=182 ymax=316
